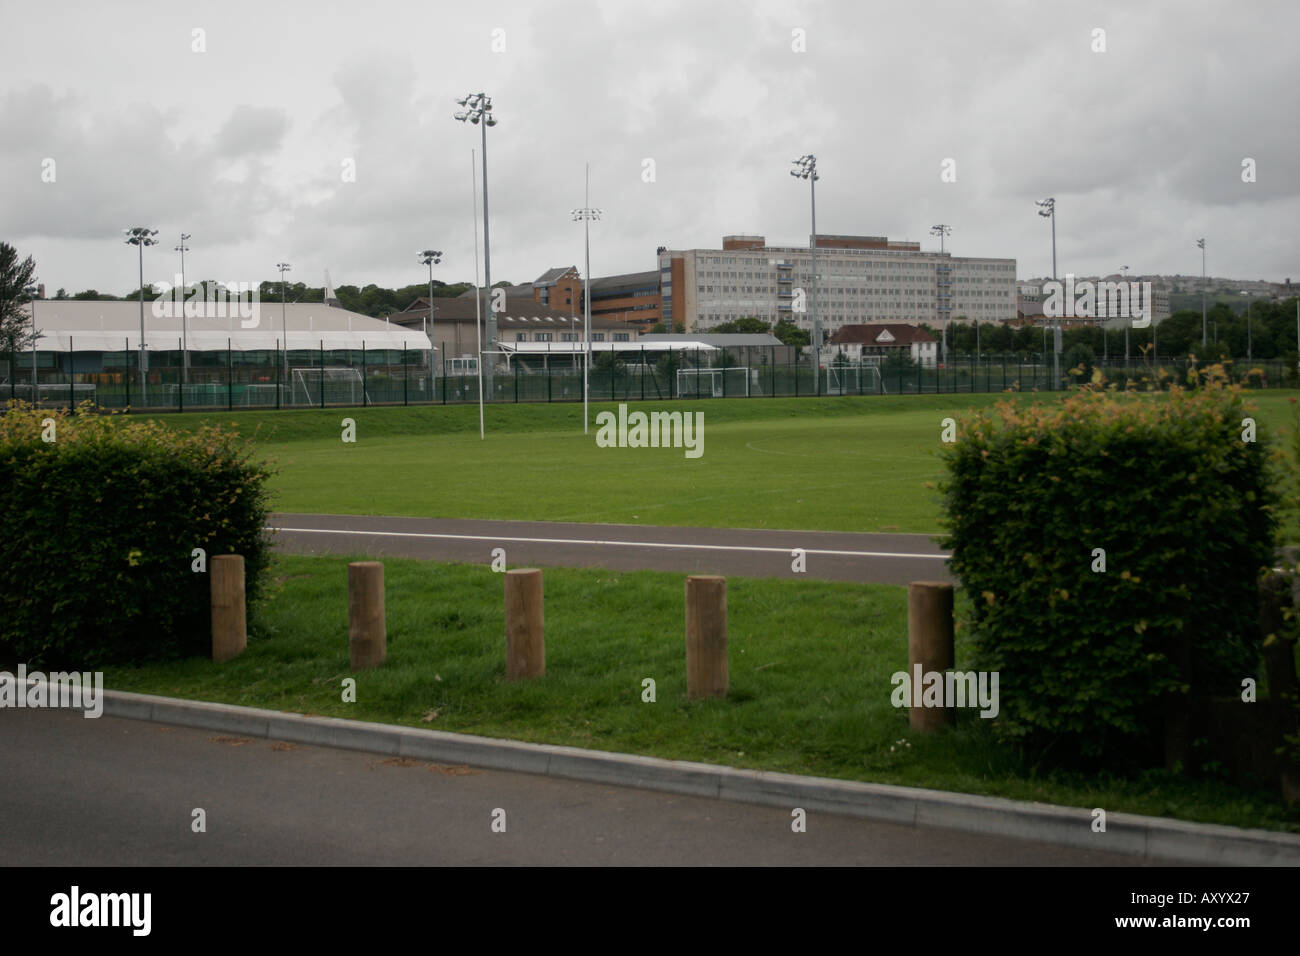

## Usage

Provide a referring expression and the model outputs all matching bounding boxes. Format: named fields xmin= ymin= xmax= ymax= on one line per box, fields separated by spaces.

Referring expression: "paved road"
xmin=269 ymin=513 xmax=954 ymax=585
xmin=1 ymin=708 xmax=1156 ymax=866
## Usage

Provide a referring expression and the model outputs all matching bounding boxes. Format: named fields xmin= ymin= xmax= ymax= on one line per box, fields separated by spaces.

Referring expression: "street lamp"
xmin=420 ymin=250 xmax=442 ymax=384
xmin=1036 ymin=198 xmax=1059 ymax=389
xmin=124 ymin=227 xmax=159 ymax=404
xmin=175 ymin=233 xmax=191 ymax=384
xmin=573 ymin=165 xmax=601 ymax=435
xmin=1196 ymin=238 xmax=1207 ymax=347
xmin=277 ymin=263 xmax=291 ymax=385
xmin=455 ymin=93 xmax=498 ymax=397
xmin=791 ymin=154 xmax=820 ymax=393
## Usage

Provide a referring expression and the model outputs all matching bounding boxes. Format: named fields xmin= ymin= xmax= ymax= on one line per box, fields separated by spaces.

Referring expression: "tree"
xmin=712 ymin=316 xmax=771 ymax=334
xmin=773 ymin=319 xmax=809 ymax=347
xmin=0 ymin=242 xmax=38 ymax=356
xmin=649 ymin=322 xmax=668 ymax=333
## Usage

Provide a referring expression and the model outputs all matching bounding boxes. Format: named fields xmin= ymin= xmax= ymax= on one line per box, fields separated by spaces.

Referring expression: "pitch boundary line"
xmin=270 ymin=526 xmax=950 ymax=561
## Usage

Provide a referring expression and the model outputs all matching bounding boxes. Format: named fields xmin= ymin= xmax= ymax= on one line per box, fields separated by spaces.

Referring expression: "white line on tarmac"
xmin=269 ymin=526 xmax=951 ymax=561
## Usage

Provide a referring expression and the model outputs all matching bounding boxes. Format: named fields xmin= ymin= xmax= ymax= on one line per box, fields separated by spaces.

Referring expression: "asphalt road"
xmin=0 ymin=708 xmax=1159 ymax=866
xmin=269 ymin=513 xmax=954 ymax=585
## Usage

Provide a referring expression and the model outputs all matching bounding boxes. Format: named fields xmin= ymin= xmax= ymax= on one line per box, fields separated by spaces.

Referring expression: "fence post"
xmin=68 ymin=335 xmax=74 ymax=410
xmin=276 ymin=340 xmax=282 ymax=409
xmin=505 ymin=568 xmax=545 ymax=679
xmin=125 ymin=337 xmax=131 ymax=409
xmin=403 ymin=344 xmax=409 ymax=406
xmin=211 ymin=555 xmax=247 ymax=662
xmin=319 ymin=339 xmax=325 ymax=408
xmin=686 ymin=575 xmax=728 ymax=699
xmin=227 ymin=338 xmax=233 ymax=410
xmin=362 ymin=340 xmax=367 ymax=407
xmin=908 ymin=581 xmax=955 ymax=732
xmin=347 ymin=561 xmax=386 ymax=669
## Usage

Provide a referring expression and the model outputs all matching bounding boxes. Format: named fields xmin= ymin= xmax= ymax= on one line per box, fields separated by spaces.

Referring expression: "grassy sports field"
xmin=146 ymin=389 xmax=1300 ymax=534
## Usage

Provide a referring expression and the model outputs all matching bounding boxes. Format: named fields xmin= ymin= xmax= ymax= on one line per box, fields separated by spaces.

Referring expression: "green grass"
xmin=102 ymin=553 xmax=1299 ymax=832
xmin=134 ymin=389 xmax=1300 ymax=534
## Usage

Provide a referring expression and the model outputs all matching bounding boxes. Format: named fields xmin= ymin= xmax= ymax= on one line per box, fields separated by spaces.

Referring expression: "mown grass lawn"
xmin=135 ymin=390 xmax=1300 ymax=534
xmin=101 ymin=553 xmax=1300 ymax=833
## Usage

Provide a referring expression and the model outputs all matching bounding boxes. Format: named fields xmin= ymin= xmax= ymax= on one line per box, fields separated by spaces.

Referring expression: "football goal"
xmin=291 ymin=367 xmax=369 ymax=406
xmin=826 ymin=364 xmax=884 ymax=395
xmin=675 ymin=366 xmax=753 ymax=398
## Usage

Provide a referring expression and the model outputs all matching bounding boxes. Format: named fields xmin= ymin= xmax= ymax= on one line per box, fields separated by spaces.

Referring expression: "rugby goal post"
xmin=291 ymin=367 xmax=368 ymax=406
xmin=675 ymin=366 xmax=752 ymax=398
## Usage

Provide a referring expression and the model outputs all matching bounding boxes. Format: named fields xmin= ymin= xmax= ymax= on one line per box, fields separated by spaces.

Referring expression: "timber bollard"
xmin=505 ymin=568 xmax=545 ymax=680
xmin=211 ymin=554 xmax=246 ymax=662
xmin=686 ymin=575 xmax=728 ymax=699
xmin=348 ymin=561 xmax=386 ymax=669
xmin=908 ymin=581 xmax=954 ymax=732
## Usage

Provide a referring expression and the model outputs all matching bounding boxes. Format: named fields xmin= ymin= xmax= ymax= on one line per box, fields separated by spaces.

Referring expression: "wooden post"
xmin=686 ymin=575 xmax=727 ymax=699
xmin=211 ymin=554 xmax=246 ymax=662
xmin=505 ymin=568 xmax=545 ymax=680
xmin=908 ymin=581 xmax=954 ymax=732
xmin=348 ymin=561 xmax=386 ymax=669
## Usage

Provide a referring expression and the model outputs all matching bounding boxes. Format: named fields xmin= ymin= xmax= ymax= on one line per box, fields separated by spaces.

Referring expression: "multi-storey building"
xmin=658 ymin=234 xmax=1017 ymax=333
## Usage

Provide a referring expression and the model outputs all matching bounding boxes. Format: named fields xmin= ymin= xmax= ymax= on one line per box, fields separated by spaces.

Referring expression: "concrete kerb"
xmin=100 ymin=688 xmax=1300 ymax=866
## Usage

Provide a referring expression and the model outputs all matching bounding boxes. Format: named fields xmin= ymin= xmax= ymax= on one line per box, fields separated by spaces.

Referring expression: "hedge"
xmin=939 ymin=369 xmax=1277 ymax=768
xmin=0 ymin=402 xmax=273 ymax=667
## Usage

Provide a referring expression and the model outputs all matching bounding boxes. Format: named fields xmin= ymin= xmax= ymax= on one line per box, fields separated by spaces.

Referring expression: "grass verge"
xmin=102 ymin=552 xmax=1299 ymax=833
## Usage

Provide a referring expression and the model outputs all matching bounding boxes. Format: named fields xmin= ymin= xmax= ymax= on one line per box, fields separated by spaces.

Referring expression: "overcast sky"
xmin=2 ymin=0 xmax=1297 ymax=300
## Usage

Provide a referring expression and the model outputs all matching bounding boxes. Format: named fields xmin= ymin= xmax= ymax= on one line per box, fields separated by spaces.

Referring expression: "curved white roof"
xmin=23 ymin=300 xmax=431 ymax=353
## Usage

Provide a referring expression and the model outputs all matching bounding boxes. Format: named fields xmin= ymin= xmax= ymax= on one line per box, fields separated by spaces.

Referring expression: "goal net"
xmin=826 ymin=364 xmax=884 ymax=395
xmin=675 ymin=366 xmax=752 ymax=398
xmin=291 ymin=367 xmax=368 ymax=406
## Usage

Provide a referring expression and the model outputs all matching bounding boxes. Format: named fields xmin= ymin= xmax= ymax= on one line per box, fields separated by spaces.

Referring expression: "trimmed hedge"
xmin=0 ymin=402 xmax=273 ymax=666
xmin=939 ymin=370 xmax=1276 ymax=768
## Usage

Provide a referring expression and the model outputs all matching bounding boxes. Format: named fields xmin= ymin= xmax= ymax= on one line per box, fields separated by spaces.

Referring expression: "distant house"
xmin=828 ymin=324 xmax=938 ymax=367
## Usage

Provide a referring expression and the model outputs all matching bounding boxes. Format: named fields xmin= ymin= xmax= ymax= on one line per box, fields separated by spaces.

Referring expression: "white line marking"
xmin=269 ymin=526 xmax=950 ymax=561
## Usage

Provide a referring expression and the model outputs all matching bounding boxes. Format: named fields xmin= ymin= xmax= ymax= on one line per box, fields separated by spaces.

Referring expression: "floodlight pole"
xmin=471 ymin=149 xmax=485 ymax=440
xmin=1037 ymin=199 xmax=1059 ymax=389
xmin=573 ymin=166 xmax=601 ymax=435
xmin=1197 ymin=239 xmax=1207 ymax=347
xmin=176 ymin=233 xmax=190 ymax=384
xmin=455 ymin=93 xmax=498 ymax=399
xmin=931 ymin=225 xmax=952 ymax=362
xmin=277 ymin=263 xmax=291 ymax=384
xmin=791 ymin=155 xmax=821 ymax=394
xmin=420 ymin=250 xmax=443 ymax=385
xmin=124 ymin=227 xmax=159 ymax=405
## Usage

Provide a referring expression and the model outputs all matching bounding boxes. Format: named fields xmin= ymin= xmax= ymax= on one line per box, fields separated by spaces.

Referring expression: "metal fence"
xmin=2 ymin=342 xmax=1293 ymax=412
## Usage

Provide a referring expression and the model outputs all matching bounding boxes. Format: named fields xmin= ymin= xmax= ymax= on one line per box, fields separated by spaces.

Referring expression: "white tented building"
xmin=5 ymin=299 xmax=432 ymax=409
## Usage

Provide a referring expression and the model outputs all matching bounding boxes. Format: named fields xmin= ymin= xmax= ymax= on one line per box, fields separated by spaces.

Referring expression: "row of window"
xmin=514 ymin=332 xmax=631 ymax=342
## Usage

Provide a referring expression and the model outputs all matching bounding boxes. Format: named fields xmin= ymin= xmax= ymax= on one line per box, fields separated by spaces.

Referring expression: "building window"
xmin=613 ymin=332 xmax=630 ymax=342
xmin=516 ymin=332 xmax=528 ymax=342
xmin=536 ymin=332 xmax=552 ymax=342
xmin=592 ymin=333 xmax=605 ymax=342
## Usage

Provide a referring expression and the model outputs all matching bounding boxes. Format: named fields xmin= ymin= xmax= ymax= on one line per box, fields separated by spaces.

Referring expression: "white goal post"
xmin=826 ymin=364 xmax=885 ymax=395
xmin=291 ymin=367 xmax=369 ymax=406
xmin=675 ymin=366 xmax=753 ymax=398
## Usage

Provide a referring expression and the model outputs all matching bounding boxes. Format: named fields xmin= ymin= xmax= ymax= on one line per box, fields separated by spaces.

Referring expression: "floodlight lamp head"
xmin=470 ymin=115 xmax=480 ymax=124
xmin=485 ymin=116 xmax=497 ymax=127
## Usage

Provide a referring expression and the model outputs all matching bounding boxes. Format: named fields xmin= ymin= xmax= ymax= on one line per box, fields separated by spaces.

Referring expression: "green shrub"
xmin=939 ymin=369 xmax=1276 ymax=768
xmin=0 ymin=402 xmax=273 ymax=667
